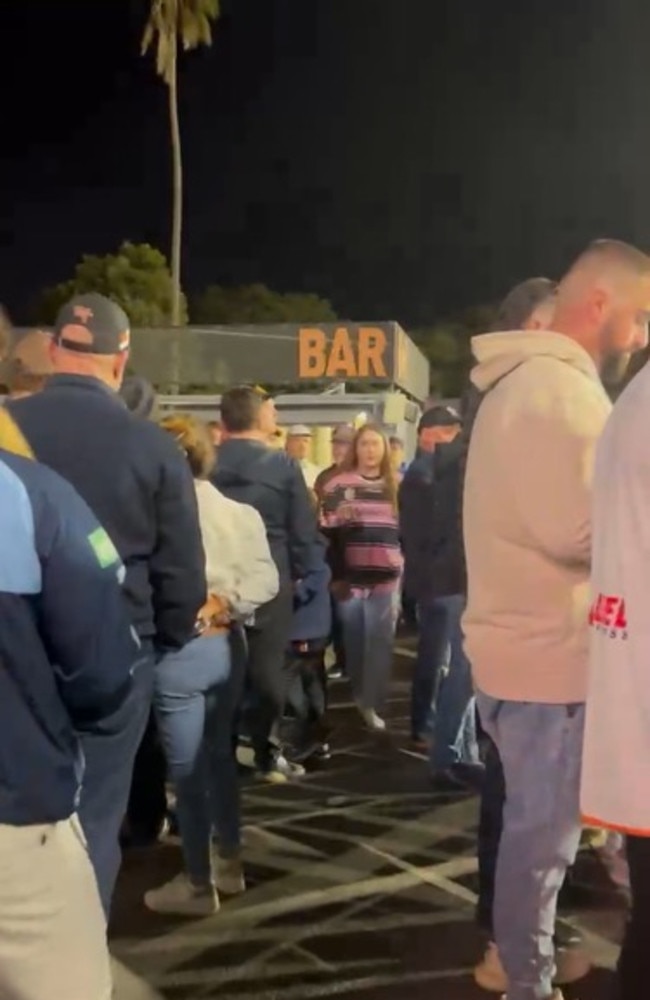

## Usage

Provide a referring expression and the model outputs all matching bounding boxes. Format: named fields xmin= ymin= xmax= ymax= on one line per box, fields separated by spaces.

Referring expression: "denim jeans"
xmin=412 ymin=595 xmax=478 ymax=769
xmin=411 ymin=600 xmax=449 ymax=739
xmin=428 ymin=595 xmax=478 ymax=771
xmin=78 ymin=647 xmax=154 ymax=918
xmin=476 ymin=693 xmax=584 ymax=1000
xmin=154 ymin=631 xmax=246 ymax=884
xmin=337 ymin=589 xmax=396 ymax=712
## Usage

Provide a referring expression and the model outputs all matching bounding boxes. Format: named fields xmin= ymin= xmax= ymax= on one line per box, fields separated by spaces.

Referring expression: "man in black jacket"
xmin=399 ymin=406 xmax=482 ymax=789
xmin=8 ymin=293 xmax=205 ymax=915
xmin=214 ymin=386 xmax=319 ymax=782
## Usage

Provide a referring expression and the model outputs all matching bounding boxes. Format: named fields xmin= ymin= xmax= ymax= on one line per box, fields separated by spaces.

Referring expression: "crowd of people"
xmin=0 ymin=236 xmax=649 ymax=1000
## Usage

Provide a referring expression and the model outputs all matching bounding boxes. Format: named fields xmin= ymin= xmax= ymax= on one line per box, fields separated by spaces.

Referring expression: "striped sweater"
xmin=321 ymin=471 xmax=403 ymax=592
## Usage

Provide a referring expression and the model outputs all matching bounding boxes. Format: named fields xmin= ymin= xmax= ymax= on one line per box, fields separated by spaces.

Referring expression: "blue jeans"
xmin=337 ymin=589 xmax=396 ymax=712
xmin=155 ymin=632 xmax=245 ymax=884
xmin=476 ymin=693 xmax=584 ymax=1000
xmin=412 ymin=595 xmax=478 ymax=769
xmin=429 ymin=595 xmax=478 ymax=771
xmin=411 ymin=599 xmax=449 ymax=739
xmin=78 ymin=647 xmax=154 ymax=917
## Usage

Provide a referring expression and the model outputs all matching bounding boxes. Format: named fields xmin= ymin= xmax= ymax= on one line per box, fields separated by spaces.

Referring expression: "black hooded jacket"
xmin=399 ymin=435 xmax=466 ymax=602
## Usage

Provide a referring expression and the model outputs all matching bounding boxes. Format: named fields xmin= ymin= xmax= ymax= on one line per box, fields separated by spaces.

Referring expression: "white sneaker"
xmin=144 ymin=873 xmax=219 ymax=916
xmin=476 ymin=940 xmax=590 ymax=993
xmin=214 ymin=853 xmax=246 ymax=895
xmin=361 ymin=708 xmax=386 ymax=731
xmin=256 ymin=753 xmax=306 ymax=784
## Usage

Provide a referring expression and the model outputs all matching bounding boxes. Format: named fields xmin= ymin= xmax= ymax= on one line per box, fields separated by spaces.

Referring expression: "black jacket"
xmin=399 ymin=436 xmax=465 ymax=602
xmin=9 ymin=375 xmax=205 ymax=650
xmin=213 ymin=438 xmax=318 ymax=584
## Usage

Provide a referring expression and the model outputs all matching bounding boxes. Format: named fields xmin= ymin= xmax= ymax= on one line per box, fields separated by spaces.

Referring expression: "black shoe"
xmin=431 ymin=761 xmax=485 ymax=792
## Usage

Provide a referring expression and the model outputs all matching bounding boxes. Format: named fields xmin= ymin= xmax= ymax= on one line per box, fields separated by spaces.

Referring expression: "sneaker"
xmin=476 ymin=939 xmax=590 ymax=993
xmin=313 ymin=742 xmax=332 ymax=760
xmin=432 ymin=761 xmax=485 ymax=792
xmin=256 ymin=753 xmax=306 ymax=784
xmin=144 ymin=873 xmax=219 ymax=916
xmin=361 ymin=708 xmax=386 ymax=731
xmin=215 ymin=854 xmax=246 ymax=895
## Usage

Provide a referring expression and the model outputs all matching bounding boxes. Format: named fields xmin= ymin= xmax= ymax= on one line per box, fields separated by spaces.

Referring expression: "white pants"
xmin=0 ymin=815 xmax=112 ymax=1000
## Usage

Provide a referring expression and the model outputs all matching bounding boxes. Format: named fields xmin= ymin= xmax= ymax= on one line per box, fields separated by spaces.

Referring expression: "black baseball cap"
xmin=53 ymin=293 xmax=130 ymax=355
xmin=418 ymin=405 xmax=462 ymax=433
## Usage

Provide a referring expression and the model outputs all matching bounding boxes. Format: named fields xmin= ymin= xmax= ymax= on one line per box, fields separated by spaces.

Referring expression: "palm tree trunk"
xmin=168 ymin=39 xmax=182 ymax=389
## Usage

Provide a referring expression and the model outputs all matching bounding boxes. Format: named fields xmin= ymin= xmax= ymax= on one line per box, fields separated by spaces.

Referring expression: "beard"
xmin=600 ymin=351 xmax=632 ymax=392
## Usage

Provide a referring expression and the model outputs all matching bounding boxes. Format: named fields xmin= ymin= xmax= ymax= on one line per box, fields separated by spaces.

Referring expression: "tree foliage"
xmin=192 ymin=283 xmax=337 ymax=324
xmin=412 ymin=303 xmax=497 ymax=397
xmin=33 ymin=241 xmax=188 ymax=326
xmin=142 ymin=0 xmax=219 ymax=85
xmin=142 ymin=0 xmax=220 ymax=326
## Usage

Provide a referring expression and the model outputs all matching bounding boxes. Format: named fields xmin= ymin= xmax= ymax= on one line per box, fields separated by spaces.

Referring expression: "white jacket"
xmin=195 ymin=480 xmax=279 ymax=621
xmin=581 ymin=363 xmax=650 ymax=835
xmin=463 ymin=330 xmax=611 ymax=703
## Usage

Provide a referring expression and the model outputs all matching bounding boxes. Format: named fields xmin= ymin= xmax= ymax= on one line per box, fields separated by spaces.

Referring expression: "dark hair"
xmin=492 ymin=277 xmax=557 ymax=331
xmin=220 ymin=385 xmax=266 ymax=433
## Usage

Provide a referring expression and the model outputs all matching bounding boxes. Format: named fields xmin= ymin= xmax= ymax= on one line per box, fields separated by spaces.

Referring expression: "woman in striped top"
xmin=321 ymin=424 xmax=403 ymax=730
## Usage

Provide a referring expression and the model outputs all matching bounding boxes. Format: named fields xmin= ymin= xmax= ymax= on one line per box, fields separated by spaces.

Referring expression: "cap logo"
xmin=73 ymin=305 xmax=94 ymax=324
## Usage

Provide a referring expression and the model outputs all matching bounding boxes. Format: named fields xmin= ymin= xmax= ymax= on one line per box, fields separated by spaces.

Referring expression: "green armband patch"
xmin=88 ymin=527 xmax=120 ymax=569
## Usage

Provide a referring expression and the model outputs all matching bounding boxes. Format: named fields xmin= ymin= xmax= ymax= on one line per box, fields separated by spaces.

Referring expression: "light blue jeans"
xmin=155 ymin=632 xmax=244 ymax=884
xmin=336 ymin=589 xmax=396 ymax=712
xmin=476 ymin=693 xmax=584 ymax=1000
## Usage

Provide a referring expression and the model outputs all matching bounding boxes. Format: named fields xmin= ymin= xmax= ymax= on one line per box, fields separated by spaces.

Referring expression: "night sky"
xmin=2 ymin=0 xmax=650 ymax=326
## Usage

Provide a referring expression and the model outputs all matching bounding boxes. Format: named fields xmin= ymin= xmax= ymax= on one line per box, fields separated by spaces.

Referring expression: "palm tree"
xmin=142 ymin=0 xmax=220 ymax=327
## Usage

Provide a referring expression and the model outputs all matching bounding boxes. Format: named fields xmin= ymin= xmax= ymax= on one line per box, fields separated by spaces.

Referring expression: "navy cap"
xmin=53 ymin=293 xmax=130 ymax=355
xmin=418 ymin=405 xmax=462 ymax=433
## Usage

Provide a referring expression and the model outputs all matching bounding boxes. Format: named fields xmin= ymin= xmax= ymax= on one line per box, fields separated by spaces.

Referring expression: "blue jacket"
xmin=290 ymin=536 xmax=332 ymax=644
xmin=0 ymin=449 xmax=138 ymax=826
xmin=9 ymin=375 xmax=205 ymax=651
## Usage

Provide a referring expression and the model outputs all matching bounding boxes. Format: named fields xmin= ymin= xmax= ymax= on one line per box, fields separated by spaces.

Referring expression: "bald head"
xmin=553 ymin=238 xmax=650 ymax=374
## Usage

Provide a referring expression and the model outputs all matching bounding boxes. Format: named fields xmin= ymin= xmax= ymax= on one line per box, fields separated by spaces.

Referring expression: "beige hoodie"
xmin=462 ymin=330 xmax=611 ymax=704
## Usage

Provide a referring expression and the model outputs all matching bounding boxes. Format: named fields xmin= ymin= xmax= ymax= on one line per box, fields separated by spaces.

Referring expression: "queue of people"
xmin=0 ymin=296 xmax=406 ymax=998
xmin=1 ymin=237 xmax=650 ymax=1000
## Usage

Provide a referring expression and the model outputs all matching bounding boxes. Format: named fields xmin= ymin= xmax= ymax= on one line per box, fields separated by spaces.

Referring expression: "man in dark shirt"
xmin=214 ymin=386 xmax=319 ymax=782
xmin=8 ymin=293 xmax=205 ymax=915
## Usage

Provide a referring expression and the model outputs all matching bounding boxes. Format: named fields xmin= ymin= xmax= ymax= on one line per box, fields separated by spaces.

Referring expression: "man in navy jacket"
xmin=7 ymin=293 xmax=205 ymax=914
xmin=0 ymin=447 xmax=137 ymax=999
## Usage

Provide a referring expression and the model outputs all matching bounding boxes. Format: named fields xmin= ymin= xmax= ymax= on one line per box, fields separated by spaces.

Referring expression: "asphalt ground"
xmin=110 ymin=641 xmax=626 ymax=999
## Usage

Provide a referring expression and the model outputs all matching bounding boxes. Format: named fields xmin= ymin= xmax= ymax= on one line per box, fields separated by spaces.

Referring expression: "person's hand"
xmin=338 ymin=502 xmax=358 ymax=523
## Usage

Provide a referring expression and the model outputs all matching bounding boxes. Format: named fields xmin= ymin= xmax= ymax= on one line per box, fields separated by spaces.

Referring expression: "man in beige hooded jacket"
xmin=463 ymin=239 xmax=650 ymax=1000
